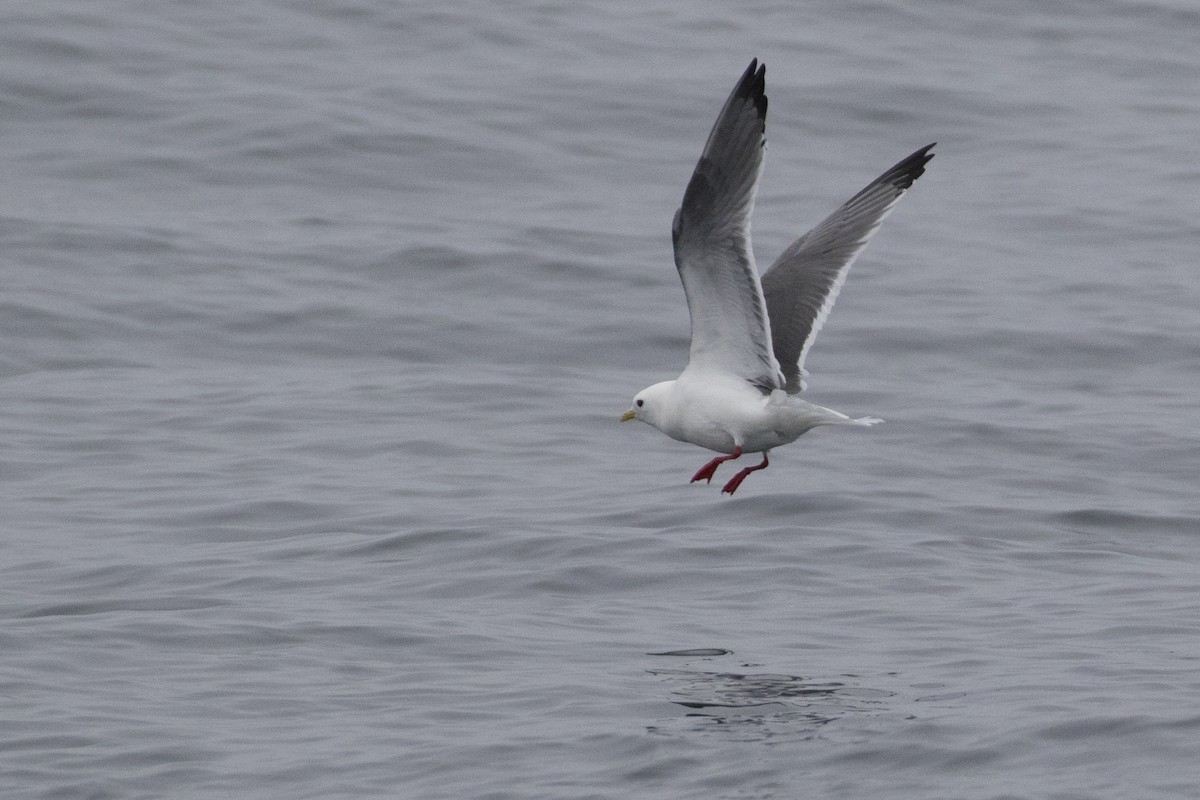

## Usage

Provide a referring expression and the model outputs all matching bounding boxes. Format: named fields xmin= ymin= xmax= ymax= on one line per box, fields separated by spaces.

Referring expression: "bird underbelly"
xmin=664 ymin=375 xmax=817 ymax=454
xmin=665 ymin=403 xmax=801 ymax=454
xmin=664 ymin=418 xmax=739 ymax=454
xmin=739 ymin=427 xmax=800 ymax=453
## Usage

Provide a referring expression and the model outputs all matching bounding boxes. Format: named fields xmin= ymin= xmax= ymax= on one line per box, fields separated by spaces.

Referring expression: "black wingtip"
xmin=736 ymin=58 xmax=768 ymax=120
xmin=743 ymin=58 xmax=763 ymax=82
xmin=886 ymin=142 xmax=936 ymax=190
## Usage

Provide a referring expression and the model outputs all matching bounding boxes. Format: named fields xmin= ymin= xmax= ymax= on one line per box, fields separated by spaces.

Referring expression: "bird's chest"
xmin=664 ymin=382 xmax=779 ymax=454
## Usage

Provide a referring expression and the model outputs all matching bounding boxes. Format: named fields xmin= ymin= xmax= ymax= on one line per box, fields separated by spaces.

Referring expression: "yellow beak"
xmin=620 ymin=410 xmax=637 ymax=422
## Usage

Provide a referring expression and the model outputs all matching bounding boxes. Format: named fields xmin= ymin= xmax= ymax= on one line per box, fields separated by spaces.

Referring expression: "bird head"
xmin=621 ymin=381 xmax=674 ymax=428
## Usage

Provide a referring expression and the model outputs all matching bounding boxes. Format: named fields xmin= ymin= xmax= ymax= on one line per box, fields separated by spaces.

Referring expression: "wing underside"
xmin=761 ymin=143 xmax=935 ymax=392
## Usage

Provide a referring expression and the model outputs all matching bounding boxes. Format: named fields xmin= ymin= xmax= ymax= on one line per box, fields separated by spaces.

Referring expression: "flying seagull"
xmin=621 ymin=59 xmax=933 ymax=494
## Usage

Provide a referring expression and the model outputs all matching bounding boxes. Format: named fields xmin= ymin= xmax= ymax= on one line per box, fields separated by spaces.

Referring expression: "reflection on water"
xmin=647 ymin=656 xmax=898 ymax=743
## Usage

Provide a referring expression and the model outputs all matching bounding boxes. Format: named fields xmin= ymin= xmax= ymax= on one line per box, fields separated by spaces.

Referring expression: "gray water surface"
xmin=3 ymin=1 xmax=1200 ymax=798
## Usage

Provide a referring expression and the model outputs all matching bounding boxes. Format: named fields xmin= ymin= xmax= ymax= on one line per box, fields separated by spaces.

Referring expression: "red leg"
xmin=721 ymin=452 xmax=770 ymax=495
xmin=690 ymin=447 xmax=742 ymax=484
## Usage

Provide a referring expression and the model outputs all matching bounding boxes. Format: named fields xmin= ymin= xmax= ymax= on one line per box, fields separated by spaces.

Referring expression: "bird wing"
xmin=672 ymin=59 xmax=782 ymax=392
xmin=761 ymin=143 xmax=934 ymax=392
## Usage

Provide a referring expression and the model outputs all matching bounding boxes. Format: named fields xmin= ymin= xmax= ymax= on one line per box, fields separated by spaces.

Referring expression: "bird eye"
xmin=636 ymin=399 xmax=644 ymax=407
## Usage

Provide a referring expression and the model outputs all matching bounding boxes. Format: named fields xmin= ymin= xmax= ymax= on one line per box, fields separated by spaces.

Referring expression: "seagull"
xmin=621 ymin=59 xmax=933 ymax=494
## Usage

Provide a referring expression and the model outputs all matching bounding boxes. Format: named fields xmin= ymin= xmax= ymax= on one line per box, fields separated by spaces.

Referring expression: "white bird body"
xmin=637 ymin=373 xmax=881 ymax=456
xmin=622 ymin=59 xmax=931 ymax=494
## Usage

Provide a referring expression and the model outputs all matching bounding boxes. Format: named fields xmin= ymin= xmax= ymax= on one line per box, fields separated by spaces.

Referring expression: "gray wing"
xmin=762 ymin=143 xmax=934 ymax=392
xmin=672 ymin=59 xmax=782 ymax=392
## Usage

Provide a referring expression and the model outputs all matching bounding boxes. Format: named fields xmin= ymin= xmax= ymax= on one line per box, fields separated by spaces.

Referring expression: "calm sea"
xmin=3 ymin=0 xmax=1200 ymax=797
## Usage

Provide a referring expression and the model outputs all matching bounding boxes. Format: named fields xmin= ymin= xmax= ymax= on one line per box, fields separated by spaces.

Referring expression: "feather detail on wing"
xmin=762 ymin=143 xmax=935 ymax=392
xmin=672 ymin=59 xmax=783 ymax=392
